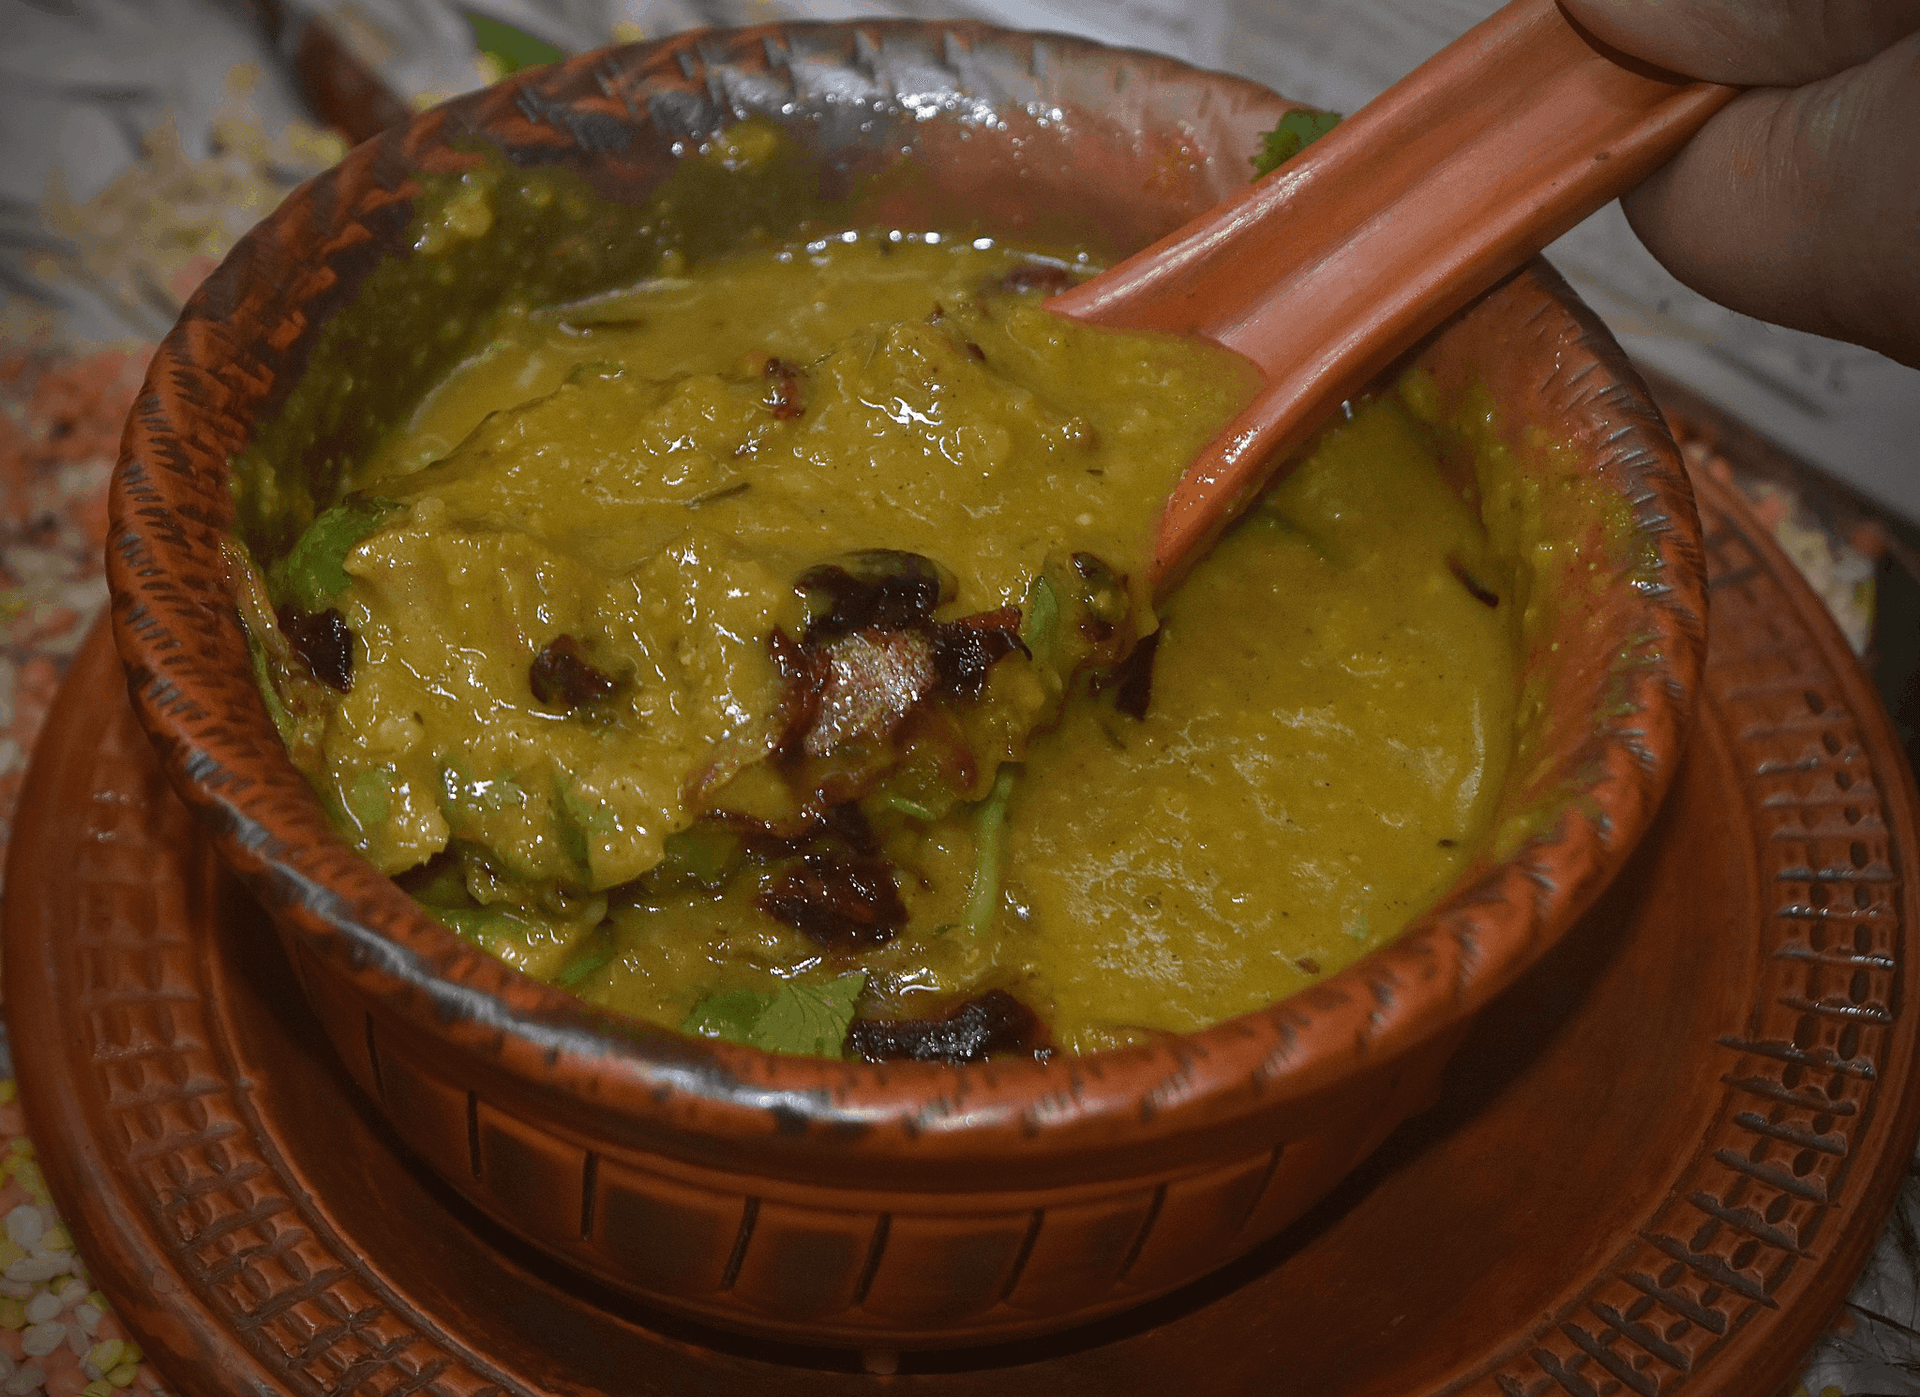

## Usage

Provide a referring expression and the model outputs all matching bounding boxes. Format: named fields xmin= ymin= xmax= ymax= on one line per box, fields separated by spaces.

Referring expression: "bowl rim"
xmin=105 ymin=18 xmax=1707 ymax=1185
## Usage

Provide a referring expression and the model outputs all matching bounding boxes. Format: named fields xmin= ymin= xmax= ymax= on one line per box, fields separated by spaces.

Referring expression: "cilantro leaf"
xmin=681 ymin=988 xmax=769 ymax=1042
xmin=462 ymin=8 xmax=565 ymax=75
xmin=751 ymin=973 xmax=869 ymax=1057
xmin=437 ymin=903 xmax=537 ymax=951
xmin=963 ymin=765 xmax=1020 ymax=932
xmin=681 ymin=971 xmax=869 ymax=1058
xmin=1251 ymin=110 xmax=1343 ymax=180
xmin=556 ymin=944 xmax=615 ymax=986
xmin=1021 ymin=573 xmax=1060 ymax=665
xmin=273 ymin=496 xmax=400 ymax=611
xmin=247 ymin=636 xmax=297 ymax=744
xmin=553 ymin=772 xmax=603 ymax=872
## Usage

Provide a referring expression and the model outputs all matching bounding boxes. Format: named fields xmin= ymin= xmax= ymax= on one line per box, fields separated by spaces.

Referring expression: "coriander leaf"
xmin=653 ymin=824 xmax=743 ymax=889
xmin=437 ymin=904 xmax=537 ymax=951
xmin=1021 ymin=573 xmax=1060 ymax=664
xmin=462 ymin=8 xmax=565 ymax=74
xmin=749 ymin=972 xmax=869 ymax=1058
xmin=347 ymin=765 xmax=394 ymax=828
xmin=247 ymin=636 xmax=297 ymax=745
xmin=1251 ymin=110 xmax=1343 ymax=180
xmin=885 ymin=794 xmax=938 ymax=821
xmin=400 ymin=854 xmax=470 ymax=908
xmin=556 ymin=938 xmax=616 ymax=986
xmin=963 ymin=764 xmax=1020 ymax=933
xmin=273 ymin=496 xmax=400 ymax=611
xmin=682 ymin=988 xmax=773 ymax=1044
xmin=680 ymin=973 xmax=869 ymax=1058
xmin=553 ymin=771 xmax=610 ymax=873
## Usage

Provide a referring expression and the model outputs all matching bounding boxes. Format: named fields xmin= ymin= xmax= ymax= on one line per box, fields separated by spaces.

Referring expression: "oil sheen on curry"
xmin=239 ymin=230 xmax=1516 ymax=1060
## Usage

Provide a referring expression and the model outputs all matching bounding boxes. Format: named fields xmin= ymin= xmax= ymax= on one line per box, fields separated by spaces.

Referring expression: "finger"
xmin=1619 ymin=34 xmax=1920 ymax=367
xmin=1561 ymin=0 xmax=1920 ymax=84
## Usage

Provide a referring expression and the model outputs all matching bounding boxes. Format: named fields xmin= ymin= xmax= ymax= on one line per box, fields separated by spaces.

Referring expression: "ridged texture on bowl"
xmin=106 ymin=23 xmax=1705 ymax=1345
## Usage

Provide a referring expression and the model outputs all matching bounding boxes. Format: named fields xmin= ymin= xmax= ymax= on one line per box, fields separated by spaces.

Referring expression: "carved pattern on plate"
xmin=1476 ymin=500 xmax=1907 ymax=1396
xmin=72 ymin=717 xmax=512 ymax=1397
xmin=42 ymin=475 xmax=1909 ymax=1392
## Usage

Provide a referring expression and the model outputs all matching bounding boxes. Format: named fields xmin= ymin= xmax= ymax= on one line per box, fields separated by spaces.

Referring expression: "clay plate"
xmin=8 ymin=466 xmax=1920 ymax=1395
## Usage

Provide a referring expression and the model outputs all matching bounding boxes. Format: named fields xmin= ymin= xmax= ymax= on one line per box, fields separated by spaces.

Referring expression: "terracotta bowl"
xmin=105 ymin=22 xmax=1706 ymax=1349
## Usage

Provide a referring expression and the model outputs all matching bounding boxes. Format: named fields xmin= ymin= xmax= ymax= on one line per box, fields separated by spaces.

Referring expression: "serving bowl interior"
xmin=106 ymin=22 xmax=1706 ymax=1348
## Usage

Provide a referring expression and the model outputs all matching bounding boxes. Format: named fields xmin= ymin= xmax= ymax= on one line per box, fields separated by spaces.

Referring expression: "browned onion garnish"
xmin=929 ymin=607 xmax=1026 ymax=700
xmin=764 ymin=356 xmax=805 ymax=420
xmin=1447 ymin=554 xmax=1501 ymax=607
xmin=767 ymin=626 xmax=828 ymax=758
xmin=1069 ymin=551 xmax=1125 ymax=643
xmin=770 ymin=552 xmax=1027 ymax=760
xmin=758 ymin=849 xmax=907 ymax=949
xmin=277 ymin=605 xmax=354 ymax=692
xmin=798 ymin=552 xmax=948 ymax=641
xmin=848 ymin=989 xmax=1047 ymax=1063
xmin=529 ymin=634 xmax=621 ymax=708
xmin=1102 ymin=631 xmax=1160 ymax=720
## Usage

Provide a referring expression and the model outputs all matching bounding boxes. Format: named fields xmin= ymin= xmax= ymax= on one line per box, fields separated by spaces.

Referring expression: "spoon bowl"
xmin=1047 ymin=0 xmax=1734 ymax=589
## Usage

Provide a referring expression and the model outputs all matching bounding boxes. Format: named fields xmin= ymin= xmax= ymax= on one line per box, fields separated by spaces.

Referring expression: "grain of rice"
xmin=6 ymin=1252 xmax=71 ymax=1282
xmin=20 ymin=1320 xmax=64 ymax=1357
xmin=2 ymin=1210 xmax=42 ymax=1250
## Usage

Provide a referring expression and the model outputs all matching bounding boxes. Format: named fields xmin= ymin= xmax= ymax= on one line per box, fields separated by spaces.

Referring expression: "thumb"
xmin=1560 ymin=0 xmax=1920 ymax=84
xmin=1614 ymin=35 xmax=1920 ymax=367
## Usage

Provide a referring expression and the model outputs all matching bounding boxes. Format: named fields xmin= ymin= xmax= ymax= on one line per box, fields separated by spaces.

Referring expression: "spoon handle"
xmin=1047 ymin=0 xmax=1736 ymax=589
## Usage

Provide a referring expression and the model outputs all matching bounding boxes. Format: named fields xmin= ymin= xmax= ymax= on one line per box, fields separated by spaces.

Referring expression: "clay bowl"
xmin=105 ymin=22 xmax=1706 ymax=1350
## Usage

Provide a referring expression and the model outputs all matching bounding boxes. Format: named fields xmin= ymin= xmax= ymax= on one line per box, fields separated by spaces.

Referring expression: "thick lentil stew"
xmin=236 ymin=198 xmax=1516 ymax=1059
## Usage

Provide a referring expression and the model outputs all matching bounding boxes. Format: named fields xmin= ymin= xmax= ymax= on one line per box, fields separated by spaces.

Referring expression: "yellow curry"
xmin=240 ymin=231 xmax=1514 ymax=1058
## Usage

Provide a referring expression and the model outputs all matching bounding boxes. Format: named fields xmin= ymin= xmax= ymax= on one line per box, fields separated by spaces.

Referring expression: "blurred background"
xmin=3 ymin=0 xmax=1916 ymax=522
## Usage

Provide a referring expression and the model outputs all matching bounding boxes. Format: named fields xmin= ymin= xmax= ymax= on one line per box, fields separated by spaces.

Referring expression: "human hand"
xmin=1558 ymin=0 xmax=1920 ymax=367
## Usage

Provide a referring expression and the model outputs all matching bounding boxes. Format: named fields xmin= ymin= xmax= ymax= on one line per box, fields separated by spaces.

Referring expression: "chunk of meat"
xmin=807 ymin=629 xmax=939 ymax=756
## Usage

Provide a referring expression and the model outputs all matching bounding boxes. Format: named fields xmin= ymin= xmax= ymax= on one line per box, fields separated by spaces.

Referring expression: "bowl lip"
xmin=105 ymin=18 xmax=1707 ymax=1179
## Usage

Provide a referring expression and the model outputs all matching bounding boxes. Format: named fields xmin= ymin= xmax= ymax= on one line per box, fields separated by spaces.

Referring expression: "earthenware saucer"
xmin=7 ymin=465 xmax=1919 ymax=1396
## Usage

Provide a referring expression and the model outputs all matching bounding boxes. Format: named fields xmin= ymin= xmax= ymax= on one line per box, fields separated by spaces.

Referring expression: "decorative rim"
xmin=105 ymin=21 xmax=1706 ymax=1184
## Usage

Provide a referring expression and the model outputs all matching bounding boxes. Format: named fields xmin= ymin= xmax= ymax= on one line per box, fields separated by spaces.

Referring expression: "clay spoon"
xmin=1045 ymin=0 xmax=1737 ymax=592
